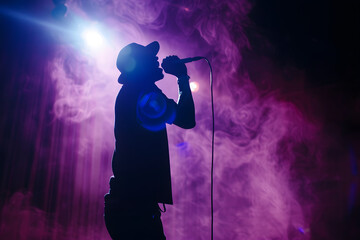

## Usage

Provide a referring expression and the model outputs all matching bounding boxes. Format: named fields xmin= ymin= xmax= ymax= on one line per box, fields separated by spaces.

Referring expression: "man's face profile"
xmin=134 ymin=54 xmax=164 ymax=82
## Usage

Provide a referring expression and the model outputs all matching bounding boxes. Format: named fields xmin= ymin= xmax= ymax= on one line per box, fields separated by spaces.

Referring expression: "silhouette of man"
xmin=104 ymin=41 xmax=196 ymax=240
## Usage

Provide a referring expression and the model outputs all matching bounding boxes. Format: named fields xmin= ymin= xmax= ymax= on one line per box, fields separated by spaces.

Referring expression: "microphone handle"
xmin=161 ymin=56 xmax=204 ymax=70
xmin=180 ymin=56 xmax=204 ymax=64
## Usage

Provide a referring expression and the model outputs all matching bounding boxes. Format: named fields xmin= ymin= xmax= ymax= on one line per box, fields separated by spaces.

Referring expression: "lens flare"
xmin=190 ymin=81 xmax=199 ymax=92
xmin=136 ymin=91 xmax=176 ymax=131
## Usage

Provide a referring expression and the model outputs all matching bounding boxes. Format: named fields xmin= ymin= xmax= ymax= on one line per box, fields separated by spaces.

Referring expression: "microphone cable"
xmin=180 ymin=56 xmax=215 ymax=240
xmin=203 ymin=58 xmax=214 ymax=240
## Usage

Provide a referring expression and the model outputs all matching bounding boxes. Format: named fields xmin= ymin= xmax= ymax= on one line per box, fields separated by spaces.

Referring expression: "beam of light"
xmin=0 ymin=6 xmax=110 ymax=53
xmin=0 ymin=6 xmax=72 ymax=35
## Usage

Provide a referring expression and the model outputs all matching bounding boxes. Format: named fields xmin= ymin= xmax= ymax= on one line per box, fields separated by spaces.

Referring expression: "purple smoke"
xmin=0 ymin=0 xmax=358 ymax=240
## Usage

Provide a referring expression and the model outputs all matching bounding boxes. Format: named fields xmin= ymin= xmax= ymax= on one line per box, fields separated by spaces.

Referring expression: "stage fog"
xmin=0 ymin=0 xmax=359 ymax=239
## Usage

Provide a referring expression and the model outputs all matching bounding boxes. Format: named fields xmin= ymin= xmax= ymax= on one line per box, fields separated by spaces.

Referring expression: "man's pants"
xmin=104 ymin=194 xmax=166 ymax=240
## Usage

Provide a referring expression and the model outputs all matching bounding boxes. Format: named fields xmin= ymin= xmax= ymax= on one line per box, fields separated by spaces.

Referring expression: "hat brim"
xmin=145 ymin=41 xmax=160 ymax=56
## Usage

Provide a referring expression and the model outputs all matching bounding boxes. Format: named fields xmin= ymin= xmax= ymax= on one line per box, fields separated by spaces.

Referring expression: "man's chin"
xmin=154 ymin=69 xmax=164 ymax=81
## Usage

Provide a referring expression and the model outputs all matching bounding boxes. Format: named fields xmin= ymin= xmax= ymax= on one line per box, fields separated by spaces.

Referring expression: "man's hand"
xmin=161 ymin=55 xmax=188 ymax=78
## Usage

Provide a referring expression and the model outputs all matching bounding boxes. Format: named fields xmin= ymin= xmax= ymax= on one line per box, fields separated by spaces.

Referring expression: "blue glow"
xmin=176 ymin=142 xmax=188 ymax=148
xmin=349 ymin=146 xmax=358 ymax=176
xmin=0 ymin=6 xmax=110 ymax=53
xmin=136 ymin=91 xmax=176 ymax=131
xmin=138 ymin=92 xmax=167 ymax=119
xmin=348 ymin=183 xmax=357 ymax=212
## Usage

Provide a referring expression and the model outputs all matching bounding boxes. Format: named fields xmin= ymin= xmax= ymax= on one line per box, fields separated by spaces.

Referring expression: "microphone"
xmin=178 ymin=56 xmax=204 ymax=64
xmin=161 ymin=56 xmax=204 ymax=74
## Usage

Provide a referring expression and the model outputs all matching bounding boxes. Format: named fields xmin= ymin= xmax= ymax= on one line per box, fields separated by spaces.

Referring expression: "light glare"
xmin=190 ymin=81 xmax=199 ymax=92
xmin=81 ymin=28 xmax=104 ymax=48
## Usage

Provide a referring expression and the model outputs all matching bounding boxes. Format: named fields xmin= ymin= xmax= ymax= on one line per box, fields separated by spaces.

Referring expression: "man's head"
xmin=116 ymin=41 xmax=164 ymax=84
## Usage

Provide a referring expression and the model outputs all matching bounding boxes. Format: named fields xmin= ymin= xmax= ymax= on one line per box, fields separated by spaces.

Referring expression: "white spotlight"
xmin=81 ymin=28 xmax=104 ymax=48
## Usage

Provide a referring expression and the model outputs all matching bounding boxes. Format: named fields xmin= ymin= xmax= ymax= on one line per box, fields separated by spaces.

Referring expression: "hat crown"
xmin=116 ymin=41 xmax=160 ymax=73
